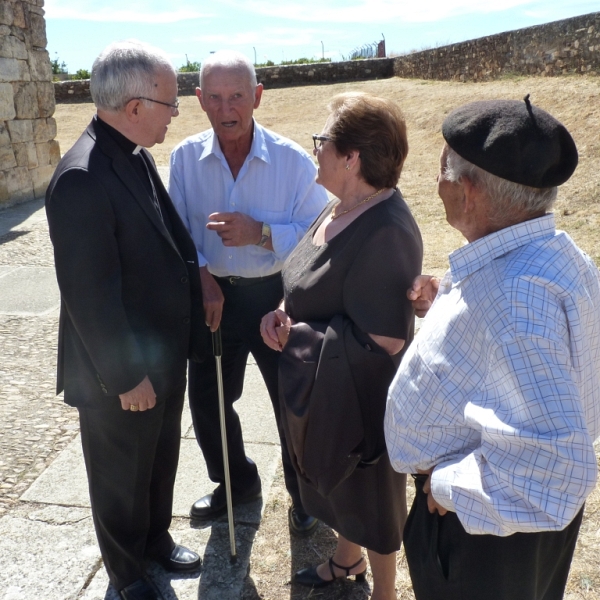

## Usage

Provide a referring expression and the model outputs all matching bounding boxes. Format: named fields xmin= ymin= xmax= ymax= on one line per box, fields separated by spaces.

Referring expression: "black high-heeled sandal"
xmin=294 ymin=556 xmax=367 ymax=587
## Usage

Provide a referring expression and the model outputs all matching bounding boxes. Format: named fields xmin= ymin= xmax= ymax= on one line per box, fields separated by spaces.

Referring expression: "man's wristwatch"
xmin=257 ymin=222 xmax=271 ymax=247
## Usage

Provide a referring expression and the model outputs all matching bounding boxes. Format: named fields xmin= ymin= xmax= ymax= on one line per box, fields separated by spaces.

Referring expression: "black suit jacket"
xmin=46 ymin=118 xmax=207 ymax=407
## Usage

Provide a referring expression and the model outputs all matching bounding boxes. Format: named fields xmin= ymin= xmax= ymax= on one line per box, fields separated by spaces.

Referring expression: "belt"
xmin=214 ymin=272 xmax=281 ymax=287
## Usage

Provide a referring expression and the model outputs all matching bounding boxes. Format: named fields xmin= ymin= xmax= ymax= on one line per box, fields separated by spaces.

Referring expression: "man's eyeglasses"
xmin=133 ymin=97 xmax=180 ymax=111
xmin=312 ymin=134 xmax=332 ymax=150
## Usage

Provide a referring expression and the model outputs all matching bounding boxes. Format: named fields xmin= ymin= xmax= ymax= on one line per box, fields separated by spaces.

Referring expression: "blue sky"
xmin=45 ymin=0 xmax=599 ymax=73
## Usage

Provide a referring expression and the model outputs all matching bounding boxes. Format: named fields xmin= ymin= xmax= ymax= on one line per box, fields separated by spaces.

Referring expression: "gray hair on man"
xmin=90 ymin=40 xmax=176 ymax=113
xmin=200 ymin=50 xmax=257 ymax=90
xmin=443 ymin=146 xmax=558 ymax=222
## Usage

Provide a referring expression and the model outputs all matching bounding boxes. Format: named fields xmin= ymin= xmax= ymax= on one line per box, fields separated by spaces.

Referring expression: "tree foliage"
xmin=71 ymin=69 xmax=91 ymax=80
xmin=51 ymin=53 xmax=68 ymax=74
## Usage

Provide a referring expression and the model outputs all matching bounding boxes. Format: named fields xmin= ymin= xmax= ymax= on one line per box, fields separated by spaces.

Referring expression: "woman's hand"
xmin=260 ymin=308 xmax=295 ymax=351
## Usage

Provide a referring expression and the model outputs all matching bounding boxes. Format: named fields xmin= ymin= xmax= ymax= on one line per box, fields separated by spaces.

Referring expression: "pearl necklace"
xmin=330 ymin=189 xmax=384 ymax=220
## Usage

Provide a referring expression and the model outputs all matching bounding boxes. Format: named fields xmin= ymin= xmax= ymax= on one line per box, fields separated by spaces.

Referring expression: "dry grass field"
xmin=53 ymin=74 xmax=600 ymax=599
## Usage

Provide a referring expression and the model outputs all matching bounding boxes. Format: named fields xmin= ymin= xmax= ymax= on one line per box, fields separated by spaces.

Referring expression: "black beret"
xmin=442 ymin=96 xmax=578 ymax=188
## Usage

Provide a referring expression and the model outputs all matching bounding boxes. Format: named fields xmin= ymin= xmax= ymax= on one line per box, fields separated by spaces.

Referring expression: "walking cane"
xmin=213 ymin=327 xmax=237 ymax=563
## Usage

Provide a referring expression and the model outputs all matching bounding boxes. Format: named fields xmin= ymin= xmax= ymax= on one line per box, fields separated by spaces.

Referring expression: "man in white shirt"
xmin=169 ymin=50 xmax=327 ymax=535
xmin=385 ymin=97 xmax=600 ymax=600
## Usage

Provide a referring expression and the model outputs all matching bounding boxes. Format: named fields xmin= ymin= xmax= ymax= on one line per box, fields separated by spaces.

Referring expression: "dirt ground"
xmin=53 ymin=74 xmax=600 ymax=599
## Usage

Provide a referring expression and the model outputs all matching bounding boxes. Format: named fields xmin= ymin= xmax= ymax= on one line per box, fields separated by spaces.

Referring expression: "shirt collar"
xmin=199 ymin=119 xmax=271 ymax=165
xmin=95 ymin=115 xmax=140 ymax=155
xmin=449 ymin=213 xmax=556 ymax=282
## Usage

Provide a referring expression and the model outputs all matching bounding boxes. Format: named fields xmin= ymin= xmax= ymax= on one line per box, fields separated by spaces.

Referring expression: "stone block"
xmin=0 ymin=122 xmax=10 ymax=145
xmin=0 ymin=145 xmax=17 ymax=169
xmin=48 ymin=139 xmax=60 ymax=165
xmin=29 ymin=49 xmax=51 ymax=82
xmin=0 ymin=34 xmax=14 ymax=59
xmin=32 ymin=116 xmax=56 ymax=142
xmin=30 ymin=164 xmax=54 ymax=197
xmin=10 ymin=25 xmax=25 ymax=42
xmin=12 ymin=35 xmax=27 ymax=59
xmin=29 ymin=11 xmax=47 ymax=48
xmin=12 ymin=81 xmax=39 ymax=118
xmin=5 ymin=166 xmax=33 ymax=202
xmin=0 ymin=57 xmax=29 ymax=82
xmin=0 ymin=25 xmax=10 ymax=36
xmin=13 ymin=141 xmax=38 ymax=167
xmin=0 ymin=2 xmax=14 ymax=26
xmin=35 ymin=139 xmax=50 ymax=166
xmin=0 ymin=170 xmax=8 ymax=203
xmin=0 ymin=81 xmax=15 ymax=120
xmin=7 ymin=118 xmax=34 ymax=142
xmin=36 ymin=81 xmax=55 ymax=117
xmin=12 ymin=2 xmax=26 ymax=28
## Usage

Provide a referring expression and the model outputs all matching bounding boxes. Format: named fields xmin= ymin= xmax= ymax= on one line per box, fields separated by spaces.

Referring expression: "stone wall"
xmin=53 ymin=78 xmax=90 ymax=103
xmin=256 ymin=58 xmax=394 ymax=88
xmin=54 ymin=58 xmax=395 ymax=103
xmin=394 ymin=12 xmax=600 ymax=81
xmin=1 ymin=0 xmax=59 ymax=208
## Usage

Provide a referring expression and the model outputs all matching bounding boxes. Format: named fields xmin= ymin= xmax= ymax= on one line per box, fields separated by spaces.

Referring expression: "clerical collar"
xmin=95 ymin=115 xmax=140 ymax=156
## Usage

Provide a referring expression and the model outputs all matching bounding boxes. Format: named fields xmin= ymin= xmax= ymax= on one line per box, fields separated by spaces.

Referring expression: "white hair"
xmin=200 ymin=50 xmax=257 ymax=90
xmin=90 ymin=40 xmax=176 ymax=112
xmin=444 ymin=146 xmax=558 ymax=220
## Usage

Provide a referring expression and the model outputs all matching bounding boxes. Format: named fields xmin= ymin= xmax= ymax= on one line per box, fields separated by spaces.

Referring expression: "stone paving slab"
xmin=80 ymin=522 xmax=259 ymax=600
xmin=0 ymin=198 xmax=45 ymax=238
xmin=21 ymin=435 xmax=279 ymax=520
xmin=0 ymin=505 xmax=101 ymax=600
xmin=182 ymin=361 xmax=280 ymax=446
xmin=0 ymin=266 xmax=59 ymax=315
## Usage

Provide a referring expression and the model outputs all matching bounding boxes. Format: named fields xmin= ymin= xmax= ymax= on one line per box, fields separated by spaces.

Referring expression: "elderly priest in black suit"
xmin=45 ymin=40 xmax=207 ymax=600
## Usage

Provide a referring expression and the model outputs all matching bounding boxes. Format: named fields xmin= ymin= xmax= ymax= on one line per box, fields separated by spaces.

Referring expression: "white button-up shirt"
xmin=385 ymin=214 xmax=600 ymax=536
xmin=169 ymin=120 xmax=328 ymax=277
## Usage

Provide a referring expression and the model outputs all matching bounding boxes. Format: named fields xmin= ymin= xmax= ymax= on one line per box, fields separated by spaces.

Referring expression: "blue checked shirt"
xmin=169 ymin=120 xmax=328 ymax=277
xmin=385 ymin=214 xmax=600 ymax=536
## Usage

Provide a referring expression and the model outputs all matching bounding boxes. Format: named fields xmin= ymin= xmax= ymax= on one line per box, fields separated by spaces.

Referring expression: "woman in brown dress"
xmin=260 ymin=92 xmax=422 ymax=600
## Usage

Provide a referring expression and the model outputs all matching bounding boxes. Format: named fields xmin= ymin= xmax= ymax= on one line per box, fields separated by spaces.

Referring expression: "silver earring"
xmin=345 ymin=164 xmax=350 ymax=171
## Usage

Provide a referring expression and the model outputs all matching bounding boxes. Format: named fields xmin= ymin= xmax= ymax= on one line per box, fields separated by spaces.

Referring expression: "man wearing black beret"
xmin=385 ymin=96 xmax=600 ymax=600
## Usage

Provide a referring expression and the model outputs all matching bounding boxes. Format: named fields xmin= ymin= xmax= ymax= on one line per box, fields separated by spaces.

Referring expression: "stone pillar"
xmin=0 ymin=0 xmax=59 ymax=208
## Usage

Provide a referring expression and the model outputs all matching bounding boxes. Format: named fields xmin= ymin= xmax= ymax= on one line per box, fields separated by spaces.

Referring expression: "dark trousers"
xmin=78 ymin=383 xmax=185 ymax=591
xmin=188 ymin=273 xmax=303 ymax=509
xmin=404 ymin=475 xmax=584 ymax=600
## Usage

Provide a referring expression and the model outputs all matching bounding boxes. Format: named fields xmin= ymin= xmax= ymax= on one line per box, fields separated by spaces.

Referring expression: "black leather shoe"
xmin=190 ymin=481 xmax=262 ymax=521
xmin=119 ymin=578 xmax=163 ymax=600
xmin=294 ymin=556 xmax=367 ymax=588
xmin=288 ymin=506 xmax=318 ymax=537
xmin=154 ymin=544 xmax=201 ymax=572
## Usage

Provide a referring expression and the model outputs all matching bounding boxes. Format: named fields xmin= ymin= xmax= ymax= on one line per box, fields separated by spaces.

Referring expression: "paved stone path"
xmin=0 ymin=199 xmax=71 ymax=518
xmin=0 ymin=198 xmax=283 ymax=599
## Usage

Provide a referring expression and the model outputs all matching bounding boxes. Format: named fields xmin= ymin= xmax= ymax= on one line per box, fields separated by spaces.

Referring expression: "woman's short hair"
xmin=90 ymin=40 xmax=175 ymax=113
xmin=327 ymin=93 xmax=408 ymax=189
xmin=444 ymin=146 xmax=558 ymax=221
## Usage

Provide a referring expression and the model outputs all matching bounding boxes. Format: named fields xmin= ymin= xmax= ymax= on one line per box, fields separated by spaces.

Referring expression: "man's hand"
xmin=260 ymin=308 xmax=294 ymax=351
xmin=407 ymin=275 xmax=441 ymax=318
xmin=119 ymin=375 xmax=156 ymax=411
xmin=418 ymin=467 xmax=448 ymax=515
xmin=200 ymin=266 xmax=224 ymax=332
xmin=207 ymin=211 xmax=262 ymax=247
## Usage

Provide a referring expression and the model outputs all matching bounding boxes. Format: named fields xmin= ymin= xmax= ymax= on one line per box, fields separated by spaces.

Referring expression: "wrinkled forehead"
xmin=201 ymin=65 xmax=255 ymax=92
